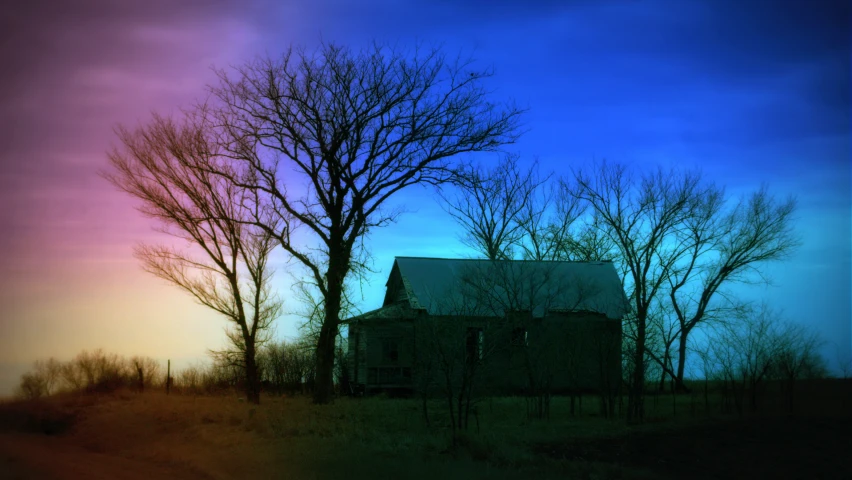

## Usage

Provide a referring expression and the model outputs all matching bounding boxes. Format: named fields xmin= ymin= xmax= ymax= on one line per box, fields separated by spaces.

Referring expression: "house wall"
xmin=348 ymin=320 xmax=415 ymax=389
xmin=535 ymin=312 xmax=622 ymax=393
xmin=347 ymin=325 xmax=366 ymax=384
xmin=410 ymin=312 xmax=621 ymax=395
xmin=349 ymin=312 xmax=621 ymax=395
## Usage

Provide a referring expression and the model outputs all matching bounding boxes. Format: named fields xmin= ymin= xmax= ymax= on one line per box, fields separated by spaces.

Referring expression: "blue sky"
xmin=0 ymin=0 xmax=848 ymax=394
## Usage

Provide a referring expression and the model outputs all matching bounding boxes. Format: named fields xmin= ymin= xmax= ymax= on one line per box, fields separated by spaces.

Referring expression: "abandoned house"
xmin=344 ymin=257 xmax=629 ymax=396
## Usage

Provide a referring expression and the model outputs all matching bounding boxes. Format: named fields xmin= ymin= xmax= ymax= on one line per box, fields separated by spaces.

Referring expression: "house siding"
xmin=350 ymin=311 xmax=621 ymax=395
xmin=348 ymin=320 xmax=415 ymax=391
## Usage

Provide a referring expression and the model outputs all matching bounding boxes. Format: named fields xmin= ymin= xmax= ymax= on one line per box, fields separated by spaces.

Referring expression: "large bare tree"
xmin=570 ymin=162 xmax=704 ymax=420
xmin=104 ymin=113 xmax=282 ymax=404
xmin=208 ymin=43 xmax=523 ymax=403
xmin=666 ymin=185 xmax=799 ymax=390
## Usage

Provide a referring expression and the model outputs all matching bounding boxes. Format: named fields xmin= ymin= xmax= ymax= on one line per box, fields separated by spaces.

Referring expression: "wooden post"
xmin=167 ymin=359 xmax=171 ymax=395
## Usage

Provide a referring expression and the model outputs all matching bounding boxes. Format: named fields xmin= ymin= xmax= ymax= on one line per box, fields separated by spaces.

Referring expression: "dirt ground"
xmin=534 ymin=416 xmax=852 ymax=480
xmin=0 ymin=392 xmax=556 ymax=480
xmin=1 ymin=391 xmax=850 ymax=480
xmin=0 ymin=433 xmax=213 ymax=480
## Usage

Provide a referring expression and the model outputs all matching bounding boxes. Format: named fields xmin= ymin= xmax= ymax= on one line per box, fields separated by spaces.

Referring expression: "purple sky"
xmin=0 ymin=0 xmax=849 ymax=395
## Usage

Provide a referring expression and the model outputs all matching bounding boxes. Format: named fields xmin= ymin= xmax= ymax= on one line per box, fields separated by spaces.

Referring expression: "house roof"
xmin=381 ymin=256 xmax=629 ymax=320
xmin=342 ymin=302 xmax=414 ymax=324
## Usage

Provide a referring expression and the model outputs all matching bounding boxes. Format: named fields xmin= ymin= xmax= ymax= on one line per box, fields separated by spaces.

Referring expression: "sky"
xmin=0 ymin=0 xmax=849 ymax=395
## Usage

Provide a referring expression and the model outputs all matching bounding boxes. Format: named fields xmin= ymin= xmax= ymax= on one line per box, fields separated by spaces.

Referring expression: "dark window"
xmin=511 ymin=327 xmax=528 ymax=346
xmin=381 ymin=338 xmax=399 ymax=364
xmin=466 ymin=327 xmax=484 ymax=363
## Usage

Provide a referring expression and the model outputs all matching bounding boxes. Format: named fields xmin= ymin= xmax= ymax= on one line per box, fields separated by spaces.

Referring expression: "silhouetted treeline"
xmin=693 ymin=305 xmax=829 ymax=416
xmin=14 ymin=336 xmax=335 ymax=400
xmin=16 ymin=349 xmax=162 ymax=399
xmin=172 ymin=339 xmax=322 ymax=396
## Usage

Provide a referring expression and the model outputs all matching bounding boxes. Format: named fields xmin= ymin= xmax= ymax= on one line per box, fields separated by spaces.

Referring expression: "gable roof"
xmin=383 ymin=256 xmax=629 ymax=320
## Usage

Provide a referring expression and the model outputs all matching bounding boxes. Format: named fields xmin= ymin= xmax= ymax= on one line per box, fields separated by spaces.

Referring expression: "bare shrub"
xmin=704 ymin=304 xmax=828 ymax=415
xmin=258 ymin=338 xmax=317 ymax=396
xmin=16 ymin=372 xmax=48 ymax=400
xmin=17 ymin=350 xmax=164 ymax=398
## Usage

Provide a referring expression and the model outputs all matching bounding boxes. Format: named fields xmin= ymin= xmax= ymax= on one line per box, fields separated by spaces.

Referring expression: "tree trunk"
xmin=313 ymin=256 xmax=347 ymax=404
xmin=314 ymin=244 xmax=351 ymax=404
xmin=245 ymin=343 xmax=261 ymax=404
xmin=136 ymin=366 xmax=144 ymax=393
xmin=628 ymin=323 xmax=646 ymax=421
xmin=313 ymin=321 xmax=338 ymax=404
xmin=675 ymin=331 xmax=689 ymax=392
xmin=671 ymin=385 xmax=677 ymax=417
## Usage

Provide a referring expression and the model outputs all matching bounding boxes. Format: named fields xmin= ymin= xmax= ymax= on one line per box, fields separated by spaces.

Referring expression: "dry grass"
xmin=1 ymin=383 xmax=850 ymax=479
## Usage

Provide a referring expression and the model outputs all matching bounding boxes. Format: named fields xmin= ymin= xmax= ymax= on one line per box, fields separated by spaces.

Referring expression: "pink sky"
xmin=0 ymin=1 xmax=272 ymax=393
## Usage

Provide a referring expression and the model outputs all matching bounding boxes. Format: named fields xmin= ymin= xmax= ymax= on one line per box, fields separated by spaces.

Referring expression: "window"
xmin=511 ymin=327 xmax=528 ymax=347
xmin=381 ymin=338 xmax=399 ymax=364
xmin=466 ymin=327 xmax=484 ymax=364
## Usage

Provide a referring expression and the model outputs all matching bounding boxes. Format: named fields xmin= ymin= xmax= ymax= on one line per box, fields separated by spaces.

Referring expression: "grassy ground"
xmin=1 ymin=383 xmax=850 ymax=479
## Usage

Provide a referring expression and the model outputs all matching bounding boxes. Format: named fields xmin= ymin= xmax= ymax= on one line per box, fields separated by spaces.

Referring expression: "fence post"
xmin=167 ymin=359 xmax=171 ymax=395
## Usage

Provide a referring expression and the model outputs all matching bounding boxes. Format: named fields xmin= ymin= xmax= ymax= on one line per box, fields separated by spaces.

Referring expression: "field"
xmin=1 ymin=381 xmax=851 ymax=479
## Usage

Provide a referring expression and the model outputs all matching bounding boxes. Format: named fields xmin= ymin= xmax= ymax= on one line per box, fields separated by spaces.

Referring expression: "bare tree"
xmin=563 ymin=211 xmax=622 ymax=263
xmin=259 ymin=338 xmax=317 ymax=395
xmin=834 ymin=344 xmax=852 ymax=379
xmin=667 ymin=185 xmax=799 ymax=390
xmin=104 ymin=113 xmax=282 ymax=405
xmin=209 ymin=43 xmax=523 ymax=403
xmin=65 ymin=349 xmax=129 ymax=393
xmin=60 ymin=360 xmax=85 ymax=392
xmin=418 ymin=298 xmax=495 ymax=441
xmin=32 ymin=358 xmax=62 ymax=396
xmin=514 ymin=174 xmax=593 ymax=262
xmin=442 ymin=159 xmax=610 ymax=264
xmin=570 ymin=162 xmax=704 ymax=420
xmin=129 ymin=356 xmax=162 ymax=393
xmin=707 ymin=304 xmax=781 ymax=416
xmin=440 ymin=154 xmax=546 ymax=260
xmin=17 ymin=372 xmax=47 ymax=400
xmin=692 ymin=338 xmax=716 ymax=414
xmin=176 ymin=365 xmax=205 ymax=395
xmin=645 ymin=300 xmax=681 ymax=392
xmin=772 ymin=321 xmax=827 ymax=412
